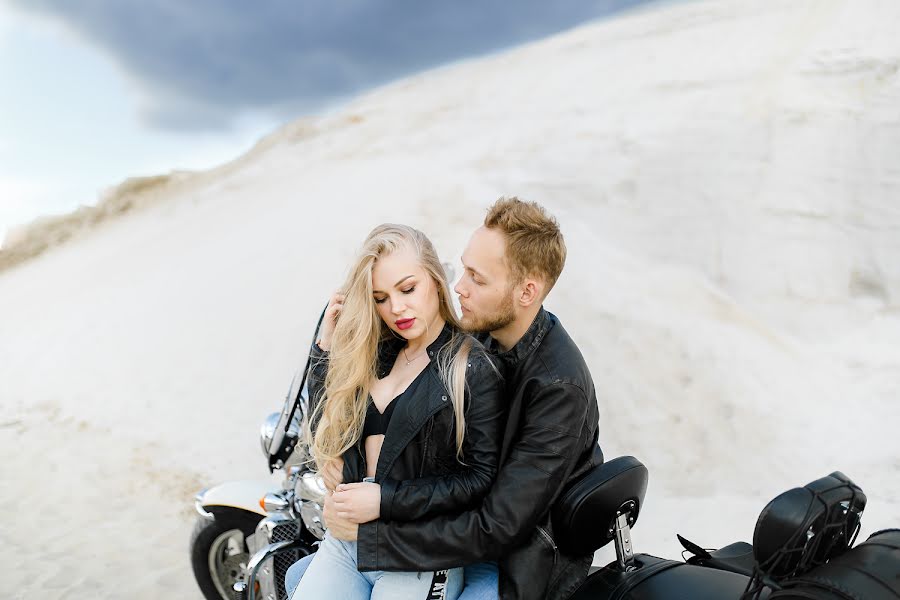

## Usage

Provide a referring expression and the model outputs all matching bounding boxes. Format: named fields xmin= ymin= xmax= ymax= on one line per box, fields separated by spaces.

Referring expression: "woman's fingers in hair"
xmin=329 ymin=291 xmax=345 ymax=307
xmin=327 ymin=294 xmax=344 ymax=319
xmin=318 ymin=292 xmax=345 ymax=349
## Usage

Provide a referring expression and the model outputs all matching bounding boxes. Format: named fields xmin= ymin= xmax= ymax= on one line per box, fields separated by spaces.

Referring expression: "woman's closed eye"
xmin=374 ymin=286 xmax=414 ymax=303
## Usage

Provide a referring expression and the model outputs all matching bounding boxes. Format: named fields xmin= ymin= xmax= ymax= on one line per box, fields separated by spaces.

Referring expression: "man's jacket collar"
xmin=489 ymin=306 xmax=551 ymax=368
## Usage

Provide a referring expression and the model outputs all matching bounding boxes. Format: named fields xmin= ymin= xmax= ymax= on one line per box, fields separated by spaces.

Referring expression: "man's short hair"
xmin=484 ymin=197 xmax=567 ymax=293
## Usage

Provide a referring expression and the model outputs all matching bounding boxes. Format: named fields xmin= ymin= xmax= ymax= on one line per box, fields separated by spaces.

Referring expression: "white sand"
xmin=2 ymin=0 xmax=899 ymax=597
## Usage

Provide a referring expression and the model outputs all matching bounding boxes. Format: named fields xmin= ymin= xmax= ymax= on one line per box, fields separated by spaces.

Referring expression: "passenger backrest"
xmin=552 ymin=456 xmax=649 ymax=556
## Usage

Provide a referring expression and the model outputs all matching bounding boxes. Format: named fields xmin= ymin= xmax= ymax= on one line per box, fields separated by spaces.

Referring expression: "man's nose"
xmin=454 ymin=279 xmax=467 ymax=297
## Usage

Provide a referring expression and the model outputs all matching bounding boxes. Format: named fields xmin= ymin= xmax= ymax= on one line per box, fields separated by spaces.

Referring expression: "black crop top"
xmin=362 ymin=393 xmax=401 ymax=438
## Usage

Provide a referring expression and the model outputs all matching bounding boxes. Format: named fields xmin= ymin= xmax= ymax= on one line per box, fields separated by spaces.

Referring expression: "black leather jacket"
xmin=356 ymin=308 xmax=603 ymax=600
xmin=307 ymin=324 xmax=505 ymax=524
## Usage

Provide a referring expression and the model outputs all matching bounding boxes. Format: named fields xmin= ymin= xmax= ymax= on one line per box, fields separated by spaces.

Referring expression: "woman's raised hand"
xmin=316 ymin=291 xmax=345 ymax=351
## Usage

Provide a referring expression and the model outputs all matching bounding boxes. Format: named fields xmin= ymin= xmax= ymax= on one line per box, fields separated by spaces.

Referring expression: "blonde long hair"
xmin=310 ymin=224 xmax=473 ymax=467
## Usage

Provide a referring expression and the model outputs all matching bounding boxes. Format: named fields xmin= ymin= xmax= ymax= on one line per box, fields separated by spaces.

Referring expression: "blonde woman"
xmin=293 ymin=224 xmax=504 ymax=600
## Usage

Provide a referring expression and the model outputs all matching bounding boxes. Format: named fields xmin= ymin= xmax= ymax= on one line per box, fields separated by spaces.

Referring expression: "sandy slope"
xmin=1 ymin=404 xmax=205 ymax=596
xmin=2 ymin=0 xmax=899 ymax=597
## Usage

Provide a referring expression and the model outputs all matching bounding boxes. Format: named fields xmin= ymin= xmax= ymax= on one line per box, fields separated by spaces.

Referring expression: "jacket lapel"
xmin=374 ymin=367 xmax=449 ymax=480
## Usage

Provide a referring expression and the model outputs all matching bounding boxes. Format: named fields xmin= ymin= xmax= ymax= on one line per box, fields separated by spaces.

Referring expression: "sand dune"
xmin=2 ymin=0 xmax=899 ymax=597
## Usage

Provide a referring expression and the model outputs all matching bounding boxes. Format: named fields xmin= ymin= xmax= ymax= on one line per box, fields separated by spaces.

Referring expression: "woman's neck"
xmin=404 ymin=316 xmax=446 ymax=356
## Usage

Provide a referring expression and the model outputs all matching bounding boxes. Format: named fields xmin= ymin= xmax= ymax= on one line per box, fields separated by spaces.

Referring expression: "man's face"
xmin=455 ymin=226 xmax=517 ymax=333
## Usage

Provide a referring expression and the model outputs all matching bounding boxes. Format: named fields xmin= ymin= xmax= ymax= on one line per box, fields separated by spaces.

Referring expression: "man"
xmin=291 ymin=197 xmax=602 ymax=600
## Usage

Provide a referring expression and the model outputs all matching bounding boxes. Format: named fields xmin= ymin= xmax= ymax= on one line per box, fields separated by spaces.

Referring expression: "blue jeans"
xmin=286 ymin=544 xmax=498 ymax=600
xmin=290 ymin=533 xmax=465 ymax=600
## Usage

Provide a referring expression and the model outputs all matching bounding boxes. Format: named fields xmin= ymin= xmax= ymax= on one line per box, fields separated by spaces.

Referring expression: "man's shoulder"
xmin=464 ymin=337 xmax=503 ymax=382
xmin=530 ymin=313 xmax=592 ymax=391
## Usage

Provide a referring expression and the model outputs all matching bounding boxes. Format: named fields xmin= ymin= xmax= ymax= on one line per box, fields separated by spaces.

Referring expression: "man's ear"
xmin=517 ymin=279 xmax=544 ymax=308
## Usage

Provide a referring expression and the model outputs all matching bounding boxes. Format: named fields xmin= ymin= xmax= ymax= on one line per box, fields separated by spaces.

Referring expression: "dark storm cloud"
xmin=14 ymin=0 xmax=655 ymax=131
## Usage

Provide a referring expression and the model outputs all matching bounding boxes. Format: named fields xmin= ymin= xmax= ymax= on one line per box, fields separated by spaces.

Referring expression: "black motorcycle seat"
xmin=704 ymin=541 xmax=755 ymax=577
xmin=678 ymin=533 xmax=756 ymax=577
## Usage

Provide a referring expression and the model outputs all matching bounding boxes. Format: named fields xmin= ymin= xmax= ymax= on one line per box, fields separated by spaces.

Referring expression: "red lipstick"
xmin=396 ymin=318 xmax=415 ymax=330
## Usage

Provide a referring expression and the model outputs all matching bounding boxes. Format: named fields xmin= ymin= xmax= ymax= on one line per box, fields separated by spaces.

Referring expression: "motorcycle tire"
xmin=190 ymin=509 xmax=262 ymax=600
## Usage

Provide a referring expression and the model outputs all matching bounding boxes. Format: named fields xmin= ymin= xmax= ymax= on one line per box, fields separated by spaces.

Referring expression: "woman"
xmin=293 ymin=224 xmax=504 ymax=600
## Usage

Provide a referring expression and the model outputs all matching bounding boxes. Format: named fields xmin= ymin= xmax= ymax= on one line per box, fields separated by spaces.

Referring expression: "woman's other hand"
xmin=316 ymin=291 xmax=345 ymax=351
xmin=324 ymin=493 xmax=358 ymax=541
xmin=321 ymin=457 xmax=344 ymax=493
xmin=332 ymin=482 xmax=381 ymax=524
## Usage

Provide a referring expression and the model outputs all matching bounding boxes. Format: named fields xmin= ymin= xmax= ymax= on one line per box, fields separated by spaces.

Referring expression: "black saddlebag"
xmin=567 ymin=553 xmax=756 ymax=600
xmin=769 ymin=528 xmax=900 ymax=600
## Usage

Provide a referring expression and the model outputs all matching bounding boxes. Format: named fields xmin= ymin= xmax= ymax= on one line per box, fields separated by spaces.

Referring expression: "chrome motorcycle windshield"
xmin=267 ymin=366 xmax=308 ymax=464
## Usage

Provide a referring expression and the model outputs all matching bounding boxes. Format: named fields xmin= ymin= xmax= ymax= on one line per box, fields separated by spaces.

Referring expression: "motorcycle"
xmin=191 ymin=318 xmax=900 ymax=600
xmin=190 ymin=353 xmax=327 ymax=600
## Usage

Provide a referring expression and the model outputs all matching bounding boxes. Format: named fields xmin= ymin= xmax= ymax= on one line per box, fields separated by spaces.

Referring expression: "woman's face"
xmin=371 ymin=245 xmax=442 ymax=341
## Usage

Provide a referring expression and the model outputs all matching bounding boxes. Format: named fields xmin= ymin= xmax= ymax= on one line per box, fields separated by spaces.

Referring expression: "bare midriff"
xmin=364 ymin=436 xmax=384 ymax=479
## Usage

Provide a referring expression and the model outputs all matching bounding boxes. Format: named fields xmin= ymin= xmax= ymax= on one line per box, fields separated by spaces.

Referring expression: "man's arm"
xmin=356 ymin=381 xmax=591 ymax=571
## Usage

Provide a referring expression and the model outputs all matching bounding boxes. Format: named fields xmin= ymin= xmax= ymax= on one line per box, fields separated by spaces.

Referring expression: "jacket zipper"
xmin=537 ymin=526 xmax=559 ymax=565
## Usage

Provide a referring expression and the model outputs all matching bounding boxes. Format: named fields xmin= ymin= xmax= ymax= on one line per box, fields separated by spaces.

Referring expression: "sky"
xmin=0 ymin=1 xmax=655 ymax=243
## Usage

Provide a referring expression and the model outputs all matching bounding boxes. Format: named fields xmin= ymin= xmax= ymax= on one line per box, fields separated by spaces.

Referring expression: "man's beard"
xmin=460 ymin=293 xmax=516 ymax=334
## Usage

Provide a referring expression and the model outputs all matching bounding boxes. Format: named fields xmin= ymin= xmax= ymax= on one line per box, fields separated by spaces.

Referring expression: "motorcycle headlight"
xmin=259 ymin=412 xmax=280 ymax=457
xmin=295 ymin=471 xmax=327 ymax=504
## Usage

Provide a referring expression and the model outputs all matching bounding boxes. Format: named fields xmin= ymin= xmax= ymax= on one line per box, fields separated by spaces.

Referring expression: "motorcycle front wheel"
xmin=190 ymin=509 xmax=261 ymax=600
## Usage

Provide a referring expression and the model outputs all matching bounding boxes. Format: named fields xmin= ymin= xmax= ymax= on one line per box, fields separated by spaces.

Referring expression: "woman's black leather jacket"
xmin=307 ymin=324 xmax=505 ymax=524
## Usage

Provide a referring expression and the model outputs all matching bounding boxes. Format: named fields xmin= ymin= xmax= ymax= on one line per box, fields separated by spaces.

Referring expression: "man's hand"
xmin=321 ymin=458 xmax=344 ymax=493
xmin=324 ymin=492 xmax=358 ymax=541
xmin=332 ymin=482 xmax=381 ymax=524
